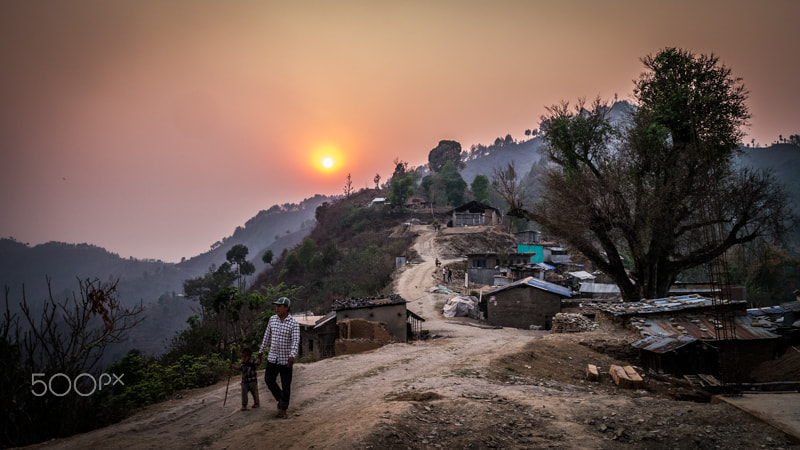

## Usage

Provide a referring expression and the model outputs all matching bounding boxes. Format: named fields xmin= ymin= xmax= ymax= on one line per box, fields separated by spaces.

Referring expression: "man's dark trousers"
xmin=265 ymin=361 xmax=293 ymax=410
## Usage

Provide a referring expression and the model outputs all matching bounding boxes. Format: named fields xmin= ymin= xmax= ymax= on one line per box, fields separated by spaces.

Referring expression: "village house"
xmin=295 ymin=312 xmax=337 ymax=361
xmin=466 ymin=245 xmax=558 ymax=286
xmin=447 ymin=201 xmax=502 ymax=227
xmin=404 ymin=195 xmax=430 ymax=210
xmin=514 ymin=228 xmax=542 ymax=244
xmin=594 ymin=295 xmax=781 ymax=378
xmin=484 ymin=277 xmax=572 ymax=329
xmin=544 ymin=246 xmax=571 ymax=265
xmin=331 ymin=294 xmax=422 ymax=343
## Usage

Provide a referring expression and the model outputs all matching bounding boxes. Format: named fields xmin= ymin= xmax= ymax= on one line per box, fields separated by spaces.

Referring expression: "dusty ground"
xmin=32 ymin=225 xmax=798 ymax=449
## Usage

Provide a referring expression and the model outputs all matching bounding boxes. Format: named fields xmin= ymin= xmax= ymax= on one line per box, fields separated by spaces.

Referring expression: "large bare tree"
xmin=495 ymin=48 xmax=795 ymax=301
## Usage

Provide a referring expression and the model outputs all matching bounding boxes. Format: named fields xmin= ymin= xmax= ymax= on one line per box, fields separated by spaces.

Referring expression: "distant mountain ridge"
xmin=0 ymin=194 xmax=333 ymax=356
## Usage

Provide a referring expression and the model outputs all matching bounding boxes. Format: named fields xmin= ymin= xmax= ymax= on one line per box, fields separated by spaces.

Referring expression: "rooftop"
xmin=332 ymin=294 xmax=407 ymax=311
xmin=595 ymin=294 xmax=746 ymax=316
xmin=486 ymin=276 xmax=572 ymax=298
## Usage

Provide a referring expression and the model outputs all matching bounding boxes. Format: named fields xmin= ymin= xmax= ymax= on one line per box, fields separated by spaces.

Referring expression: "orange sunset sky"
xmin=1 ymin=0 xmax=798 ymax=262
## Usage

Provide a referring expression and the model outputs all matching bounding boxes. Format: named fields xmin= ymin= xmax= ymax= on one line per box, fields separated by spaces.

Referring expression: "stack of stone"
xmin=551 ymin=312 xmax=599 ymax=333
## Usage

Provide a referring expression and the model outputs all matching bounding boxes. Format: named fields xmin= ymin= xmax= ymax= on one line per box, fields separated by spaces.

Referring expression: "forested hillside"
xmin=0 ymin=195 xmax=331 ymax=357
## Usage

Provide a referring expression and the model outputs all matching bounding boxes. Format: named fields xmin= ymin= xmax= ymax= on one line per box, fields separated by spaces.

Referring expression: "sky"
xmin=1 ymin=0 xmax=798 ymax=263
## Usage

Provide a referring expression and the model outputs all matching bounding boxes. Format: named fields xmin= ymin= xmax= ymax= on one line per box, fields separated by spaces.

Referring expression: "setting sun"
xmin=310 ymin=143 xmax=344 ymax=174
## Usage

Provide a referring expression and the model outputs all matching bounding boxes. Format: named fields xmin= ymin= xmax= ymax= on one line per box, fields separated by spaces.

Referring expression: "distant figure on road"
xmin=442 ymin=267 xmax=447 ymax=283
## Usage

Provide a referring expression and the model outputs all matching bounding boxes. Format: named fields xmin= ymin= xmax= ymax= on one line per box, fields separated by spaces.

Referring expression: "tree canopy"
xmin=495 ymin=47 xmax=795 ymax=301
xmin=471 ymin=174 xmax=491 ymax=204
xmin=428 ymin=140 xmax=465 ymax=173
xmin=420 ymin=160 xmax=467 ymax=207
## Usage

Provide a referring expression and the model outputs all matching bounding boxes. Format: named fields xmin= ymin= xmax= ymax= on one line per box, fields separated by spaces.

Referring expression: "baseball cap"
xmin=273 ymin=297 xmax=291 ymax=307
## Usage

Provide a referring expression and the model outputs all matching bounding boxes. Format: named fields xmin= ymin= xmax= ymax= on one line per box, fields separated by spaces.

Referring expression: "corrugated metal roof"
xmin=295 ymin=314 xmax=325 ymax=326
xmin=782 ymin=301 xmax=800 ymax=312
xmin=580 ymin=282 xmax=620 ymax=295
xmin=631 ymin=334 xmax=698 ymax=353
xmin=568 ymin=271 xmax=595 ymax=280
xmin=597 ymin=295 xmax=715 ymax=316
xmin=486 ymin=276 xmax=571 ymax=297
xmin=631 ymin=315 xmax=780 ymax=341
xmin=314 ymin=311 xmax=337 ymax=328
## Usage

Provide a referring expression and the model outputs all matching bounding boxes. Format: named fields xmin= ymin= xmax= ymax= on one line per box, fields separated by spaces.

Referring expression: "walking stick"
xmin=223 ymin=348 xmax=235 ymax=407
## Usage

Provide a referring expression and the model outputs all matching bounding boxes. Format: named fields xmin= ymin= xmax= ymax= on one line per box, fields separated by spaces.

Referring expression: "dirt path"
xmin=32 ymin=225 xmax=797 ymax=449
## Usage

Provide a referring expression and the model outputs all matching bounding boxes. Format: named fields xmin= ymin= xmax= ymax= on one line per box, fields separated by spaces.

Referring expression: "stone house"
xmin=331 ymin=295 xmax=411 ymax=342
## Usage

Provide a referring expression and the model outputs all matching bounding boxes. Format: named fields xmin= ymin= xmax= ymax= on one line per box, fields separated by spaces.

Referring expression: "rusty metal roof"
xmin=631 ymin=334 xmax=700 ymax=353
xmin=595 ymin=294 xmax=747 ymax=316
xmin=630 ymin=314 xmax=780 ymax=342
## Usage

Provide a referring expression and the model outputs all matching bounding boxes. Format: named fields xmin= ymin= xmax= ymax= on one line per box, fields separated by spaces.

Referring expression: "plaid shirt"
xmin=235 ymin=356 xmax=261 ymax=383
xmin=259 ymin=314 xmax=300 ymax=365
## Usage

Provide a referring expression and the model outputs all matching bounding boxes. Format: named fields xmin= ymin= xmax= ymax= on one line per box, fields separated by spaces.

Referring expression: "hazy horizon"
xmin=2 ymin=0 xmax=798 ymax=262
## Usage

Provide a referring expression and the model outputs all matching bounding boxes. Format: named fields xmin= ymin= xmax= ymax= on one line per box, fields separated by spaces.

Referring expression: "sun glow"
xmin=311 ymin=143 xmax=344 ymax=173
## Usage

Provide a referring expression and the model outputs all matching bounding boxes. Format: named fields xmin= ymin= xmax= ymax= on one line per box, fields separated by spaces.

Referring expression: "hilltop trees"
xmin=387 ymin=159 xmax=416 ymax=208
xmin=428 ymin=140 xmax=465 ymax=173
xmin=495 ymin=48 xmax=794 ymax=301
xmin=420 ymin=161 xmax=468 ymax=207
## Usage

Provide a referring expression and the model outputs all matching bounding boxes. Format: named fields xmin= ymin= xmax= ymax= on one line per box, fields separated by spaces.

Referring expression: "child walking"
xmin=230 ymin=347 xmax=261 ymax=411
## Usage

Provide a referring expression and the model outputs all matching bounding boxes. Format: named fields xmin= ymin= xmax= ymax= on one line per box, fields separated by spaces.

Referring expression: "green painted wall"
xmin=517 ymin=244 xmax=543 ymax=263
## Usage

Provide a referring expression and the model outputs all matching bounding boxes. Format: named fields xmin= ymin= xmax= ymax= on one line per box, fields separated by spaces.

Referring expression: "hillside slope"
xmin=1 ymin=195 xmax=330 ymax=358
xmin=34 ymin=226 xmax=797 ymax=449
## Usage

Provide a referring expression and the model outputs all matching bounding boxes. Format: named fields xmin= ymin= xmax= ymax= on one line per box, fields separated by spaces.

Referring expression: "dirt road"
xmin=33 ymin=225 xmax=797 ymax=449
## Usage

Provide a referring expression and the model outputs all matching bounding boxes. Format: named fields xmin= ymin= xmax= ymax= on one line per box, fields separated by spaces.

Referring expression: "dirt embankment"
xmin=32 ymin=225 xmax=798 ymax=449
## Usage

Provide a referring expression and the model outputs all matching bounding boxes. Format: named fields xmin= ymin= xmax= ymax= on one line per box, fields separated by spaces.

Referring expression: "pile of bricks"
xmin=586 ymin=364 xmax=644 ymax=389
xmin=551 ymin=312 xmax=599 ymax=333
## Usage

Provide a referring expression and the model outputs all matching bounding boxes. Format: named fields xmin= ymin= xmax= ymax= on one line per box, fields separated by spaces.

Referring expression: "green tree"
xmin=261 ymin=249 xmax=274 ymax=265
xmin=183 ymin=263 xmax=237 ymax=318
xmin=387 ymin=172 xmax=415 ymax=209
xmin=428 ymin=140 xmax=465 ymax=173
xmin=495 ymin=48 xmax=794 ymax=301
xmin=471 ymin=174 xmax=491 ymax=204
xmin=419 ymin=161 xmax=467 ymax=207
xmin=441 ymin=161 xmax=467 ymax=206
xmin=226 ymin=244 xmax=255 ymax=292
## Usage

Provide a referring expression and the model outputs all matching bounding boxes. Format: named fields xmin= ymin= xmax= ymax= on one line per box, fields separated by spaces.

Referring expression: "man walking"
xmin=258 ymin=297 xmax=300 ymax=418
